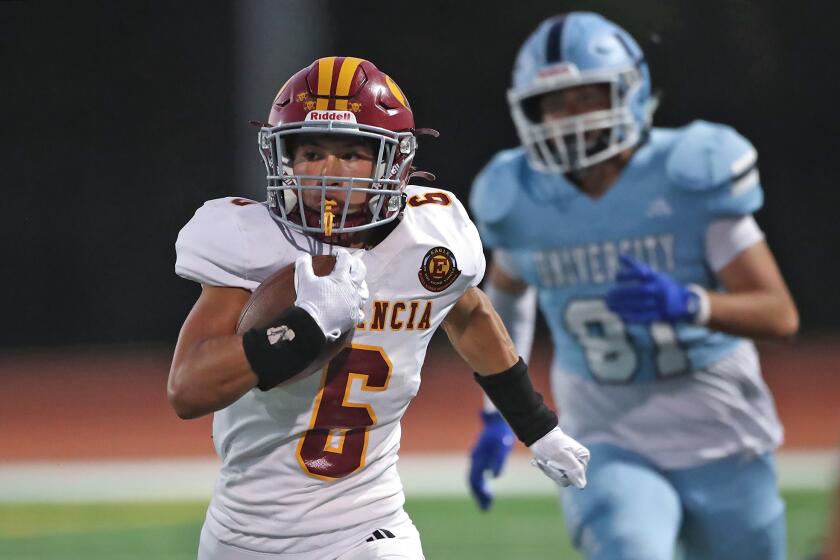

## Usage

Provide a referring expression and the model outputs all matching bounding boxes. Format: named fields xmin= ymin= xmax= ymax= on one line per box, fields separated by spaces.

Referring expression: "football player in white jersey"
xmin=169 ymin=57 xmax=590 ymax=560
xmin=467 ymin=13 xmax=799 ymax=560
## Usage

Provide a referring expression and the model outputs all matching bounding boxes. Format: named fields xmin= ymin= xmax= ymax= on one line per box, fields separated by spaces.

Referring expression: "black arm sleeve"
xmin=242 ymin=306 xmax=327 ymax=391
xmin=474 ymin=357 xmax=558 ymax=446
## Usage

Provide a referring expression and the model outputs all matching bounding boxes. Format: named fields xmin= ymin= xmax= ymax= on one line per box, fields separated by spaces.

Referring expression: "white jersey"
xmin=175 ymin=186 xmax=485 ymax=557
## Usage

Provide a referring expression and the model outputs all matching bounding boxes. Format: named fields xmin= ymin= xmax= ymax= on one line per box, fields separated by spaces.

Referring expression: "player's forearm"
xmin=460 ymin=311 xmax=519 ymax=375
xmin=480 ymin=283 xmax=537 ymax=412
xmin=707 ymin=289 xmax=799 ymax=339
xmin=485 ymin=282 xmax=537 ymax=362
xmin=444 ymin=288 xmax=518 ymax=375
xmin=167 ymin=335 xmax=258 ymax=419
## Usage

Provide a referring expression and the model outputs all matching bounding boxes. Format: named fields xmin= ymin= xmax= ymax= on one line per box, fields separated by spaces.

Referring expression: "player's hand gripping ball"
xmin=236 ymin=253 xmax=363 ymax=382
xmin=293 ymin=250 xmax=368 ymax=340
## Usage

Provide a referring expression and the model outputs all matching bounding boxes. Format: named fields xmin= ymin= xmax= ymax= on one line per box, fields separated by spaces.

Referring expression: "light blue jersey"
xmin=480 ymin=13 xmax=787 ymax=559
xmin=471 ymin=120 xmax=762 ymax=386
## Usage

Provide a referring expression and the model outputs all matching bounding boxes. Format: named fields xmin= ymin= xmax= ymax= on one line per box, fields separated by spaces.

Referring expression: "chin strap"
xmin=408 ymin=170 xmax=436 ymax=182
xmin=407 ymin=127 xmax=440 ymax=185
xmin=415 ymin=127 xmax=440 ymax=138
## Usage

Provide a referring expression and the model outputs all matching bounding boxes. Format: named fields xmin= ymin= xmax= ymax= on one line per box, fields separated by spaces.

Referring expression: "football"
xmin=236 ymin=254 xmax=352 ymax=380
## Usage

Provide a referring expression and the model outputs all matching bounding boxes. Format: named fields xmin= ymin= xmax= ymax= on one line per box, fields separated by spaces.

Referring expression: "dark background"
xmin=3 ymin=0 xmax=838 ymax=349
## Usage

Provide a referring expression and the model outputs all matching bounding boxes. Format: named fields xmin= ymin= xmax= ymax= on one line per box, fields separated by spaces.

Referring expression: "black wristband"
xmin=474 ymin=358 xmax=558 ymax=446
xmin=242 ymin=306 xmax=327 ymax=391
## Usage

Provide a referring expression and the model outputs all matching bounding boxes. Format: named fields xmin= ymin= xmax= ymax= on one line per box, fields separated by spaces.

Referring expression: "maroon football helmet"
xmin=259 ymin=57 xmax=418 ymax=239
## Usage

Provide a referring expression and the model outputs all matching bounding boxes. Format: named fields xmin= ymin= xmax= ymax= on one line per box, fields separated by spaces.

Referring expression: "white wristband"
xmin=687 ymin=284 xmax=711 ymax=326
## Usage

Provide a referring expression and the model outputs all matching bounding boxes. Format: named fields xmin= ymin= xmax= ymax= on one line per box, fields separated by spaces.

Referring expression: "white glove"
xmin=294 ymin=249 xmax=369 ymax=340
xmin=528 ymin=426 xmax=590 ymax=489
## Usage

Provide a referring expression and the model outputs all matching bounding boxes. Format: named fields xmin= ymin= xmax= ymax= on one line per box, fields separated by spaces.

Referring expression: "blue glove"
xmin=468 ymin=411 xmax=515 ymax=511
xmin=606 ymin=255 xmax=700 ymax=323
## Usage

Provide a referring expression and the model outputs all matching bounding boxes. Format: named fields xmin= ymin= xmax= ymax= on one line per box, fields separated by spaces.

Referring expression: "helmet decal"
xmin=385 ymin=75 xmax=408 ymax=109
xmin=334 ymin=57 xmax=365 ymax=109
xmin=544 ymin=15 xmax=567 ymax=63
xmin=315 ymin=57 xmax=335 ymax=109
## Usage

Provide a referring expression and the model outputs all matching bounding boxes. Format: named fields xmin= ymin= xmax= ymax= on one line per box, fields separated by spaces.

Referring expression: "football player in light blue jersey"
xmin=467 ymin=12 xmax=799 ymax=560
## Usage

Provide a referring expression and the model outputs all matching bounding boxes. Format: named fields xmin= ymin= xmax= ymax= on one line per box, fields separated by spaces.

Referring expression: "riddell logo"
xmin=305 ymin=110 xmax=357 ymax=122
xmin=538 ymin=62 xmax=579 ymax=78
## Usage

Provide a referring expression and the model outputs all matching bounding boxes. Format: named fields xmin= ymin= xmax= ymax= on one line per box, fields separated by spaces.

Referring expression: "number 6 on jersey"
xmin=296 ymin=345 xmax=392 ymax=480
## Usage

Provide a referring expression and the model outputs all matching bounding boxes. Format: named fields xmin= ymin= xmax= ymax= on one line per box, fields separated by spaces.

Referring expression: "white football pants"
xmin=198 ymin=513 xmax=424 ymax=560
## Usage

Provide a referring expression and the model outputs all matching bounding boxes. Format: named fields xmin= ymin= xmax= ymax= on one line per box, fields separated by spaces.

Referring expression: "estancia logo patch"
xmin=418 ymin=247 xmax=461 ymax=292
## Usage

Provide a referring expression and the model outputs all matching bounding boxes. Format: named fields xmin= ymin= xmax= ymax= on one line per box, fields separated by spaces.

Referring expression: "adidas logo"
xmin=646 ymin=197 xmax=672 ymax=217
xmin=366 ymin=529 xmax=396 ymax=542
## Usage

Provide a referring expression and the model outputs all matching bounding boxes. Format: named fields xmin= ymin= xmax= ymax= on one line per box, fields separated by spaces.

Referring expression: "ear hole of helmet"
xmin=521 ymin=95 xmax=544 ymax=124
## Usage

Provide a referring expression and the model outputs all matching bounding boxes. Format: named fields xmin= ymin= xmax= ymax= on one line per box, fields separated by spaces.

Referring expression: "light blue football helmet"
xmin=509 ymin=12 xmax=655 ymax=174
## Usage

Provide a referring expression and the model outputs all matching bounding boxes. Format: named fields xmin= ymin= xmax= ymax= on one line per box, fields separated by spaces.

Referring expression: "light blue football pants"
xmin=560 ymin=443 xmax=786 ymax=560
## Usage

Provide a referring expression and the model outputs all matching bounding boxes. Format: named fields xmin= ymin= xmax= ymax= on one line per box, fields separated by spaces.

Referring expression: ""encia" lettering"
xmin=356 ymin=300 xmax=433 ymax=332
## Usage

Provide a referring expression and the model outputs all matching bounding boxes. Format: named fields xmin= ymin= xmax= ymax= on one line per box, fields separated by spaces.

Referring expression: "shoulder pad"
xmin=175 ymin=197 xmax=257 ymax=289
xmin=666 ymin=120 xmax=758 ymax=192
xmin=469 ymin=148 xmax=527 ymax=225
xmin=404 ymin=185 xmax=486 ymax=288
xmin=666 ymin=120 xmax=763 ymax=217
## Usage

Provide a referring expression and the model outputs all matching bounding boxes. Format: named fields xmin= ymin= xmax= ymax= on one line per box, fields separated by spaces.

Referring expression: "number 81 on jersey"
xmin=565 ymin=299 xmax=690 ymax=383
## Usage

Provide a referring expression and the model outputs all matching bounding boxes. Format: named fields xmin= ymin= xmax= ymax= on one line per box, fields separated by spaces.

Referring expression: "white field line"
xmin=0 ymin=451 xmax=836 ymax=503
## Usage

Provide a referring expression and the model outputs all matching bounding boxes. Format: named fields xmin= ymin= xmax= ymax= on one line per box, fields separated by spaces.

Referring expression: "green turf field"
xmin=0 ymin=491 xmax=829 ymax=559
